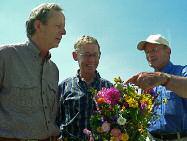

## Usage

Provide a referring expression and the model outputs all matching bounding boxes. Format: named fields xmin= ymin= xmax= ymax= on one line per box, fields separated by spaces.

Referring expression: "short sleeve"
xmin=182 ymin=65 xmax=187 ymax=77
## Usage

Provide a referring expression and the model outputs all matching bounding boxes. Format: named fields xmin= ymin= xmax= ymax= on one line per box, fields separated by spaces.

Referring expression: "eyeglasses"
xmin=144 ymin=47 xmax=159 ymax=54
xmin=79 ymin=53 xmax=100 ymax=59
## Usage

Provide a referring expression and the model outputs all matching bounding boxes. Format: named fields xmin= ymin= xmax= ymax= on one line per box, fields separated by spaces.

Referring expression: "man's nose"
xmin=61 ymin=28 xmax=66 ymax=35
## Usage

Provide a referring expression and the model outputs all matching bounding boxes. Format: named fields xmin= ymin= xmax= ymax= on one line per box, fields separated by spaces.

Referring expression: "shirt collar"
xmin=160 ymin=61 xmax=174 ymax=73
xmin=27 ymin=38 xmax=51 ymax=60
xmin=76 ymin=69 xmax=101 ymax=86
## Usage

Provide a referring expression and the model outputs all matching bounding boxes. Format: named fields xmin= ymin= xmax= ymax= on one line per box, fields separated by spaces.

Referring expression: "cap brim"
xmin=137 ymin=40 xmax=170 ymax=51
xmin=137 ymin=41 xmax=147 ymax=50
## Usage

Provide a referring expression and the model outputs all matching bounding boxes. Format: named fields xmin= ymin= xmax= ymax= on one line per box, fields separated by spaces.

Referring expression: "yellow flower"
xmin=140 ymin=94 xmax=153 ymax=111
xmin=163 ymin=98 xmax=168 ymax=104
xmin=125 ymin=96 xmax=138 ymax=108
xmin=114 ymin=76 xmax=123 ymax=83
xmin=138 ymin=124 xmax=145 ymax=134
xmin=120 ymin=133 xmax=129 ymax=141
xmin=97 ymin=126 xmax=103 ymax=133
xmin=121 ymin=106 xmax=126 ymax=112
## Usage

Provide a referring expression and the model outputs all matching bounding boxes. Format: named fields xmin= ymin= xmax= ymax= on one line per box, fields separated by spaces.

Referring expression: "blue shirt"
xmin=57 ymin=70 xmax=112 ymax=140
xmin=149 ymin=61 xmax=187 ymax=133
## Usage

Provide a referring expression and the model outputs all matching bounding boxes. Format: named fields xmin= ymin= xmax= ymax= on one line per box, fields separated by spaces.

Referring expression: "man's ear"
xmin=72 ymin=51 xmax=78 ymax=61
xmin=166 ymin=47 xmax=171 ymax=55
xmin=34 ymin=20 xmax=42 ymax=32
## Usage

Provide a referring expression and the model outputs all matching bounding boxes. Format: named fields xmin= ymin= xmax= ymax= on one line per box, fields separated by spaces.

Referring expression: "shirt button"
xmin=44 ymin=106 xmax=47 ymax=109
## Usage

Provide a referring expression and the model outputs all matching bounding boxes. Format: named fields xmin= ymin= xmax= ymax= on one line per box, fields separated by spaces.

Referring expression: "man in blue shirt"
xmin=57 ymin=35 xmax=112 ymax=141
xmin=127 ymin=34 xmax=187 ymax=141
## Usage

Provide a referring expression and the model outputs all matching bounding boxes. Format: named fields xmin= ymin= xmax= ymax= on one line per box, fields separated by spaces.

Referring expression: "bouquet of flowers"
xmin=89 ymin=77 xmax=159 ymax=141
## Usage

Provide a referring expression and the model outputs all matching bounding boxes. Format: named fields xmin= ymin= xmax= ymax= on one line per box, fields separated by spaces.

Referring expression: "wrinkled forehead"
xmin=144 ymin=43 xmax=164 ymax=51
xmin=48 ymin=10 xmax=65 ymax=20
xmin=78 ymin=43 xmax=100 ymax=52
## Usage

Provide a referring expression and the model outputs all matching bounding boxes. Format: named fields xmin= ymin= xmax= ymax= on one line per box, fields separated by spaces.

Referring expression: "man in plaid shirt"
xmin=57 ymin=35 xmax=112 ymax=141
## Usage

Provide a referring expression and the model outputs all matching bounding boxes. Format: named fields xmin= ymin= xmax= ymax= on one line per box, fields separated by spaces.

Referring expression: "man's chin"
xmin=149 ymin=63 xmax=158 ymax=70
xmin=51 ymin=44 xmax=59 ymax=49
xmin=86 ymin=69 xmax=96 ymax=74
xmin=149 ymin=63 xmax=155 ymax=68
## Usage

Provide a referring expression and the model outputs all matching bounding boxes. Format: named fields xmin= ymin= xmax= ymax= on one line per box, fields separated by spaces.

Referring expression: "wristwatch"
xmin=161 ymin=73 xmax=171 ymax=86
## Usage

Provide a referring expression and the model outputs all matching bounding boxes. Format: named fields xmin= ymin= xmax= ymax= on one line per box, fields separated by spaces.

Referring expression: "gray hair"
xmin=26 ymin=3 xmax=63 ymax=37
xmin=74 ymin=35 xmax=101 ymax=52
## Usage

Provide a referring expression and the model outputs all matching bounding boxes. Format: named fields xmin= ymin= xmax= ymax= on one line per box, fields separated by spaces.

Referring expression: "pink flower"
xmin=140 ymin=102 xmax=148 ymax=110
xmin=97 ymin=88 xmax=108 ymax=98
xmin=83 ymin=128 xmax=94 ymax=141
xmin=105 ymin=87 xmax=121 ymax=105
xmin=97 ymin=87 xmax=120 ymax=105
xmin=110 ymin=128 xmax=121 ymax=137
xmin=83 ymin=128 xmax=92 ymax=136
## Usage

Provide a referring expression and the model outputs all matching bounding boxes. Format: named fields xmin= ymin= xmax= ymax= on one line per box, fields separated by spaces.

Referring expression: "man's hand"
xmin=126 ymin=72 xmax=166 ymax=90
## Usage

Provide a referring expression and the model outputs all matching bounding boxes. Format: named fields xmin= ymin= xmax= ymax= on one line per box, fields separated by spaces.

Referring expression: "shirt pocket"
xmin=48 ymin=81 xmax=58 ymax=96
xmin=7 ymin=79 xmax=41 ymax=113
xmin=164 ymin=92 xmax=183 ymax=116
xmin=63 ymin=92 xmax=85 ymax=123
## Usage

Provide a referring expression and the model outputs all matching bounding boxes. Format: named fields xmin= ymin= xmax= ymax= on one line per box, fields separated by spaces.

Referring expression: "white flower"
xmin=117 ymin=115 xmax=126 ymax=125
xmin=101 ymin=121 xmax=110 ymax=132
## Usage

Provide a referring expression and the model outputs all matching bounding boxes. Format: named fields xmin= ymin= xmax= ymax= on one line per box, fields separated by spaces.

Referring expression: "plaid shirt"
xmin=57 ymin=70 xmax=112 ymax=140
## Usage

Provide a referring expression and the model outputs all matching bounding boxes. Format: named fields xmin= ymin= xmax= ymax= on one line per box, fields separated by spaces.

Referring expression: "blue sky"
xmin=1 ymin=0 xmax=187 ymax=83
